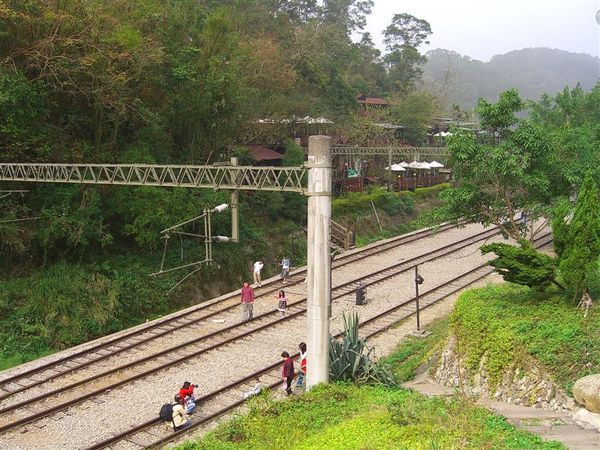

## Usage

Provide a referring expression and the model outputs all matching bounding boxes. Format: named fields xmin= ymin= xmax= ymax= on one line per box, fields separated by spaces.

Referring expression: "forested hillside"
xmin=423 ymin=48 xmax=599 ymax=109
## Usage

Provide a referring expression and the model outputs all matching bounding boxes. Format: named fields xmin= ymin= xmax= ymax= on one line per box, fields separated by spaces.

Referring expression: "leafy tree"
xmin=476 ymin=89 xmax=523 ymax=139
xmin=481 ymin=241 xmax=563 ymax=291
xmin=383 ymin=13 xmax=432 ymax=93
xmin=383 ymin=13 xmax=432 ymax=49
xmin=441 ymin=90 xmax=568 ymax=242
xmin=322 ymin=0 xmax=373 ymax=35
xmin=387 ymin=91 xmax=437 ymax=146
xmin=559 ymin=172 xmax=600 ymax=300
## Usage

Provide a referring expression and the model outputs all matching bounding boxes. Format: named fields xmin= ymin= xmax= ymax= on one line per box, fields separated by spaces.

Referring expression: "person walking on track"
xmin=253 ymin=260 xmax=264 ymax=287
xmin=280 ymin=256 xmax=290 ymax=283
xmin=240 ymin=281 xmax=255 ymax=321
xmin=276 ymin=290 xmax=288 ymax=316
xmin=281 ymin=351 xmax=295 ymax=395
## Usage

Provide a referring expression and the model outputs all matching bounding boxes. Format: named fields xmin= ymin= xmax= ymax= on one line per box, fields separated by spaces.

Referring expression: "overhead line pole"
xmin=0 ymin=141 xmax=334 ymax=387
xmin=230 ymin=157 xmax=239 ymax=243
xmin=306 ymin=135 xmax=332 ymax=390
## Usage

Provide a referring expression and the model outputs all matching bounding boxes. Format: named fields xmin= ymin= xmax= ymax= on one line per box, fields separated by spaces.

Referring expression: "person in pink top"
xmin=240 ymin=281 xmax=255 ymax=322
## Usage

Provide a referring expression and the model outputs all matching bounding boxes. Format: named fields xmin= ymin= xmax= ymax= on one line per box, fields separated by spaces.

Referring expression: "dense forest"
xmin=0 ymin=1 xmax=598 ymax=369
xmin=423 ymin=47 xmax=599 ymax=110
xmin=0 ymin=0 xmax=438 ymax=367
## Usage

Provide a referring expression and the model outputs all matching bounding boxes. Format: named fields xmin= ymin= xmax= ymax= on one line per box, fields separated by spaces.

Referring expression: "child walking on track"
xmin=281 ymin=351 xmax=294 ymax=395
xmin=276 ymin=290 xmax=287 ymax=316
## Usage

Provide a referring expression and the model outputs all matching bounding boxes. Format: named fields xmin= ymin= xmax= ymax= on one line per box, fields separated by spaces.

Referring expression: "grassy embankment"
xmin=332 ymin=184 xmax=451 ymax=247
xmin=450 ymin=283 xmax=600 ymax=394
xmin=177 ymin=315 xmax=562 ymax=450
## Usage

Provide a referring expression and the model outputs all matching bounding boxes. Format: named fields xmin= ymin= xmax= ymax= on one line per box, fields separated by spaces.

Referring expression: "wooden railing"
xmin=331 ymin=220 xmax=353 ymax=251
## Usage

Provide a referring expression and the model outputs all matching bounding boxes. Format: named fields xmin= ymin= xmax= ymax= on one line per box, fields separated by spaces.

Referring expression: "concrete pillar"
xmin=230 ymin=157 xmax=239 ymax=243
xmin=306 ymin=135 xmax=332 ymax=390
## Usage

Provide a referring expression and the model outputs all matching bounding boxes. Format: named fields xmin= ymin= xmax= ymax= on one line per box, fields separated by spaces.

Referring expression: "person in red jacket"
xmin=281 ymin=351 xmax=295 ymax=395
xmin=240 ymin=281 xmax=255 ymax=322
xmin=179 ymin=381 xmax=197 ymax=414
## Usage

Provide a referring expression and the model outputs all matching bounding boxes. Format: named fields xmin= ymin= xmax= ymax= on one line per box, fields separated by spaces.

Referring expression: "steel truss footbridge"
xmin=0 ymin=162 xmax=307 ymax=192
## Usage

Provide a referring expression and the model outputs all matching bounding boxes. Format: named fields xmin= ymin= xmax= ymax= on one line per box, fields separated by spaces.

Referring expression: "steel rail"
xmin=88 ymin=232 xmax=553 ymax=450
xmin=0 ymin=224 xmax=506 ymax=432
xmin=0 ymin=220 xmax=463 ymax=397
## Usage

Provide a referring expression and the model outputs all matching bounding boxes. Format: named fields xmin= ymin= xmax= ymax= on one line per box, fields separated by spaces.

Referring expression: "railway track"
xmin=0 ymin=222 xmax=504 ymax=435
xmin=85 ymin=233 xmax=553 ymax=450
xmin=0 ymin=220 xmax=463 ymax=401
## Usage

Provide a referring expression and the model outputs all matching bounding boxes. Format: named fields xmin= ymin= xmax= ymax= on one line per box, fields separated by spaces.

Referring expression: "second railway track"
xmin=0 ymin=222 xmax=506 ymax=436
xmin=0 ymin=220 xmax=464 ymax=398
xmin=84 ymin=233 xmax=554 ymax=450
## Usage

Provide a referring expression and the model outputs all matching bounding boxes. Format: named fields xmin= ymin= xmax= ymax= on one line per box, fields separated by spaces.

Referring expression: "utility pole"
xmin=230 ymin=157 xmax=239 ymax=243
xmin=306 ymin=135 xmax=332 ymax=390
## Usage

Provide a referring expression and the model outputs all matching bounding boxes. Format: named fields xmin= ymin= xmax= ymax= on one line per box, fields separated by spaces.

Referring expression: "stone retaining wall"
xmin=434 ymin=334 xmax=575 ymax=412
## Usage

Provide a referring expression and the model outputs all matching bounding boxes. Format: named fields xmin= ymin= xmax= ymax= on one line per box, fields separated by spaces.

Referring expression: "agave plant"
xmin=329 ymin=312 xmax=396 ymax=386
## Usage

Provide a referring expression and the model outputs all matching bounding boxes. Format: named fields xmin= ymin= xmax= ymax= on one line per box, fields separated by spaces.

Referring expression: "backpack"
xmin=159 ymin=403 xmax=174 ymax=422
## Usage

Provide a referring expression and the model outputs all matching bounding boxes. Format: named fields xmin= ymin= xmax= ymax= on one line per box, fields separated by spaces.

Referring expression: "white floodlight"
xmin=212 ymin=203 xmax=229 ymax=213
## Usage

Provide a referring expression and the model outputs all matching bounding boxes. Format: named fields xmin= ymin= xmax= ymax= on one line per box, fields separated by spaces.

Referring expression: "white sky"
xmin=364 ymin=0 xmax=600 ymax=61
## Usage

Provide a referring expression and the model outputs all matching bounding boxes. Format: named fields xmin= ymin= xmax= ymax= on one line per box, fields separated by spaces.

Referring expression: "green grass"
xmin=382 ymin=317 xmax=450 ymax=382
xmin=451 ymin=283 xmax=600 ymax=393
xmin=178 ymin=383 xmax=563 ymax=450
xmin=333 ymin=184 xmax=452 ymax=248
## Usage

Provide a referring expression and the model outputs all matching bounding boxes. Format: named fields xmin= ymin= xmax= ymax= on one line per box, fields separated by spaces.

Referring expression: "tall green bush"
xmin=480 ymin=241 xmax=563 ymax=291
xmin=559 ymin=172 xmax=600 ymax=299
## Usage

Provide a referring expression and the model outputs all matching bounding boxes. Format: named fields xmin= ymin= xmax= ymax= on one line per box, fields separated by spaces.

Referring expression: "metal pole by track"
xmin=306 ymin=135 xmax=332 ymax=390
xmin=230 ymin=157 xmax=239 ymax=243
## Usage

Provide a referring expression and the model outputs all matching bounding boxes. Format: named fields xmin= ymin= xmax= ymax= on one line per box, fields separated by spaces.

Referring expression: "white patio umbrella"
xmin=385 ymin=164 xmax=406 ymax=171
xmin=429 ymin=160 xmax=445 ymax=168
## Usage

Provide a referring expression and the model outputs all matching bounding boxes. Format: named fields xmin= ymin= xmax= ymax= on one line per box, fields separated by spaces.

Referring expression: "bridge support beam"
xmin=306 ymin=135 xmax=332 ymax=390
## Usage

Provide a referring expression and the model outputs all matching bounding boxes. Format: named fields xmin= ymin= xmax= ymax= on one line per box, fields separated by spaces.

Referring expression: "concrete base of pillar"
xmin=410 ymin=329 xmax=432 ymax=338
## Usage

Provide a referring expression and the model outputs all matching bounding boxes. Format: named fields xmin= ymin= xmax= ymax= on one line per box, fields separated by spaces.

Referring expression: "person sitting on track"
xmin=243 ymin=377 xmax=263 ymax=399
xmin=172 ymin=395 xmax=192 ymax=431
xmin=179 ymin=381 xmax=198 ymax=414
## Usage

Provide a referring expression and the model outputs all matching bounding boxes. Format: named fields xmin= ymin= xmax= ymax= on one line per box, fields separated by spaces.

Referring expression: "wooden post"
xmin=387 ymin=147 xmax=393 ymax=192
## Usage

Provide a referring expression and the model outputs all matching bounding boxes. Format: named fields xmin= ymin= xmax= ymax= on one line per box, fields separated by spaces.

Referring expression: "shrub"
xmin=329 ymin=312 xmax=396 ymax=385
xmin=332 ymin=187 xmax=415 ymax=218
